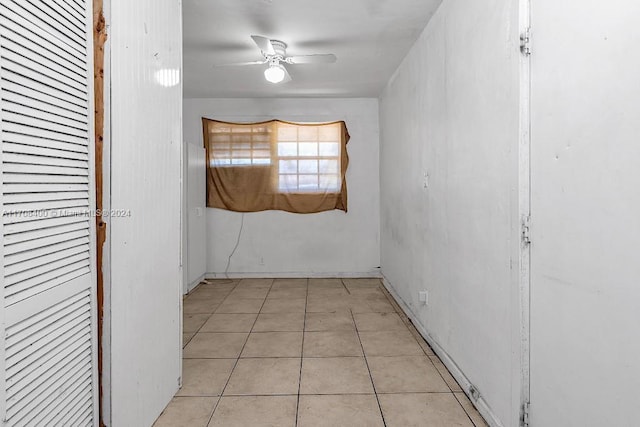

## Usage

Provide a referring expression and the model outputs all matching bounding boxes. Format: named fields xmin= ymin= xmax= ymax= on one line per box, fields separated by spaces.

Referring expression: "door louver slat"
xmin=1 ymin=0 xmax=96 ymax=423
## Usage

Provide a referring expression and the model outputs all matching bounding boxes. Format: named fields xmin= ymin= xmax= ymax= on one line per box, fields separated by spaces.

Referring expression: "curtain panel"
xmin=203 ymin=119 xmax=350 ymax=213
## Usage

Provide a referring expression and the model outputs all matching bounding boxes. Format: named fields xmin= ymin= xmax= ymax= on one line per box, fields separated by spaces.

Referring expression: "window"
xmin=276 ymin=122 xmax=341 ymax=193
xmin=203 ymin=119 xmax=350 ymax=213
xmin=209 ymin=124 xmax=272 ymax=166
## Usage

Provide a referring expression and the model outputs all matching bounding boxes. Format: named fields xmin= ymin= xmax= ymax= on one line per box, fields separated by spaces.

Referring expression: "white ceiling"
xmin=183 ymin=0 xmax=443 ymax=98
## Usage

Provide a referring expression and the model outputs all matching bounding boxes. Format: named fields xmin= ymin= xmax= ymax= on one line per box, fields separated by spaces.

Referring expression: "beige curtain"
xmin=203 ymin=119 xmax=350 ymax=213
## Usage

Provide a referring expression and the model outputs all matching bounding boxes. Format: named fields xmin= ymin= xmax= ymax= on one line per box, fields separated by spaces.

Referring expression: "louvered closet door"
xmin=0 ymin=0 xmax=98 ymax=426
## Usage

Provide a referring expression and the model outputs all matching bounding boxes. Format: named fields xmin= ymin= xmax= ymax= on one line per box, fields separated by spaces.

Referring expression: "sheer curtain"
xmin=203 ymin=119 xmax=350 ymax=213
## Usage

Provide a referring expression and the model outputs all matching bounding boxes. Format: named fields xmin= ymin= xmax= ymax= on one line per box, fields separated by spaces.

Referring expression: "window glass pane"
xmin=253 ymin=158 xmax=271 ymax=165
xmin=319 ymin=159 xmax=339 ymax=174
xmin=298 ymin=126 xmax=318 ymax=141
xmin=233 ymin=150 xmax=251 ymax=158
xmin=212 ymin=134 xmax=230 ymax=143
xmin=213 ymin=158 xmax=231 ymax=166
xmin=278 ymin=142 xmax=297 ymax=156
xmin=298 ymin=175 xmax=319 ymax=191
xmin=254 ymin=142 xmax=270 ymax=150
xmin=319 ymin=125 xmax=341 ymax=141
xmin=231 ymin=134 xmax=248 ymax=143
xmin=232 ymin=158 xmax=251 ymax=165
xmin=279 ymin=174 xmax=298 ymax=192
xmin=279 ymin=160 xmax=298 ymax=174
xmin=278 ymin=125 xmax=298 ymax=141
xmin=299 ymin=143 xmax=318 ymax=157
xmin=320 ymin=174 xmax=340 ymax=190
xmin=319 ymin=142 xmax=339 ymax=156
xmin=299 ymin=160 xmax=318 ymax=174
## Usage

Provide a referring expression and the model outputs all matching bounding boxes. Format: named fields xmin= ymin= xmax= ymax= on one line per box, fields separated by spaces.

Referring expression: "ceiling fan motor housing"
xmin=268 ymin=40 xmax=287 ymax=58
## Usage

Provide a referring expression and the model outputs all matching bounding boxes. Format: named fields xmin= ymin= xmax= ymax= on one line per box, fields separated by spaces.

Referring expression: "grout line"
xmin=378 ymin=284 xmax=463 ymax=393
xmin=204 ymin=278 xmax=275 ymax=426
xmin=339 ymin=278 xmax=351 ymax=295
xmin=294 ymin=278 xmax=309 ymax=427
xmin=349 ymin=308 xmax=388 ymax=427
xmin=453 ymin=392 xmax=485 ymax=427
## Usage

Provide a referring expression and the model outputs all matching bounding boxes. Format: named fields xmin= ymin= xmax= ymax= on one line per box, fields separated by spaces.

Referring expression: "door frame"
xmin=517 ymin=0 xmax=532 ymax=423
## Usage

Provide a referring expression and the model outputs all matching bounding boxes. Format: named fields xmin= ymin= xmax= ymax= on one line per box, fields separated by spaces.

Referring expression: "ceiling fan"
xmin=214 ymin=35 xmax=337 ymax=84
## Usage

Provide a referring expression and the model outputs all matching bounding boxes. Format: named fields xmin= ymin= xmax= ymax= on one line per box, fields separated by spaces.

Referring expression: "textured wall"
xmin=183 ymin=98 xmax=381 ymax=278
xmin=379 ymin=0 xmax=521 ymax=425
xmin=529 ymin=0 xmax=640 ymax=425
xmin=108 ymin=0 xmax=183 ymax=425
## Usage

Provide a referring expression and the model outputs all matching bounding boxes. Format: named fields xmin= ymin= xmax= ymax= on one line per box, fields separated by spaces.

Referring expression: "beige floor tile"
xmin=227 ymin=287 xmax=269 ymax=299
xmin=300 ymin=357 xmax=374 ymax=394
xmin=267 ymin=287 xmax=307 ymax=299
xmin=306 ymin=296 xmax=350 ymax=313
xmin=200 ymin=314 xmax=257 ymax=333
xmin=297 ymin=395 xmax=384 ymax=427
xmin=305 ymin=312 xmax=355 ymax=331
xmin=308 ymin=278 xmax=344 ymax=288
xmin=309 ymin=288 xmax=349 ymax=300
xmin=260 ymin=298 xmax=306 ymax=313
xmin=252 ymin=313 xmax=305 ymax=332
xmin=348 ymin=287 xmax=386 ymax=297
xmin=177 ymin=359 xmax=236 ymax=396
xmin=342 ymin=278 xmax=381 ymax=288
xmin=359 ymin=331 xmax=423 ymax=357
xmin=353 ymin=312 xmax=406 ymax=332
xmin=379 ymin=393 xmax=473 ymax=427
xmin=224 ymin=358 xmax=301 ymax=395
xmin=454 ymin=392 xmax=488 ymax=427
xmin=407 ymin=326 xmax=436 ymax=356
xmin=216 ymin=298 xmax=264 ymax=314
xmin=183 ymin=333 xmax=248 ymax=359
xmin=153 ymin=397 xmax=217 ymax=427
xmin=204 ymin=278 xmax=239 ymax=287
xmin=184 ymin=314 xmax=211 ymax=333
xmin=241 ymin=332 xmax=303 ymax=357
xmin=184 ymin=297 xmax=224 ymax=314
xmin=348 ymin=296 xmax=396 ymax=313
xmin=183 ymin=332 xmax=196 ymax=348
xmin=430 ymin=356 xmax=463 ymax=392
xmin=190 ymin=287 xmax=233 ymax=299
xmin=209 ymin=396 xmax=297 ymax=427
xmin=367 ymin=356 xmax=450 ymax=393
xmin=271 ymin=278 xmax=308 ymax=288
xmin=236 ymin=278 xmax=273 ymax=288
xmin=303 ymin=331 xmax=363 ymax=357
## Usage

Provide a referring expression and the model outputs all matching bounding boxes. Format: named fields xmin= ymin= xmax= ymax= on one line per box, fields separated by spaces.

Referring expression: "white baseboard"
xmin=381 ymin=275 xmax=505 ymax=427
xmin=206 ymin=270 xmax=382 ymax=279
xmin=186 ymin=273 xmax=205 ymax=294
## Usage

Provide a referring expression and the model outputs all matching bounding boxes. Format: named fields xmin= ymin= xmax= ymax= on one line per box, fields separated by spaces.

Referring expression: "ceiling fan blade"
xmin=213 ymin=60 xmax=266 ymax=67
xmin=286 ymin=54 xmax=337 ymax=64
xmin=282 ymin=65 xmax=292 ymax=83
xmin=251 ymin=35 xmax=276 ymax=55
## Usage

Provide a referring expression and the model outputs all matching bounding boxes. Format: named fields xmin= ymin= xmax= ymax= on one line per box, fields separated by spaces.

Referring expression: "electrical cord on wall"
xmin=222 ymin=213 xmax=245 ymax=282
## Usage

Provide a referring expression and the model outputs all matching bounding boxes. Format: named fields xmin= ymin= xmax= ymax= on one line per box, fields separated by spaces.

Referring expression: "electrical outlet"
xmin=259 ymin=257 xmax=265 ymax=266
xmin=419 ymin=290 xmax=429 ymax=305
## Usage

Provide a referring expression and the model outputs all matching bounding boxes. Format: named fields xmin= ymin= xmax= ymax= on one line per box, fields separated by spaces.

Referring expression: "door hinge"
xmin=520 ymin=27 xmax=531 ymax=56
xmin=522 ymin=401 xmax=531 ymax=427
xmin=522 ymin=215 xmax=531 ymax=245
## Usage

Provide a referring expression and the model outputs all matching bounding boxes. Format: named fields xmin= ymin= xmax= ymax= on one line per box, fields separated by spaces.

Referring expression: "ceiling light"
xmin=264 ymin=63 xmax=285 ymax=84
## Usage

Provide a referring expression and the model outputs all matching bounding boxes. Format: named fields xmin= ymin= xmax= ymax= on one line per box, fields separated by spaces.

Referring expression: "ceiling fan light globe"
xmin=264 ymin=64 xmax=286 ymax=83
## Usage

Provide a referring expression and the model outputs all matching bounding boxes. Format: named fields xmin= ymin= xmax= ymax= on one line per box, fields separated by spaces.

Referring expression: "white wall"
xmin=108 ymin=1 xmax=183 ymax=425
xmin=379 ymin=0 xmax=521 ymax=426
xmin=185 ymin=143 xmax=206 ymax=292
xmin=183 ymin=98 xmax=380 ymax=277
xmin=529 ymin=1 xmax=640 ymax=425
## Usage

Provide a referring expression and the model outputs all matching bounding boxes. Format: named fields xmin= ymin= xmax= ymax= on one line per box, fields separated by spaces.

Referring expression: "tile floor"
xmin=154 ymin=278 xmax=487 ymax=427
